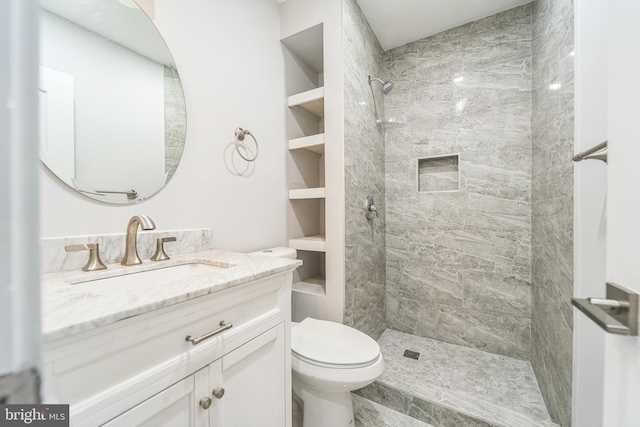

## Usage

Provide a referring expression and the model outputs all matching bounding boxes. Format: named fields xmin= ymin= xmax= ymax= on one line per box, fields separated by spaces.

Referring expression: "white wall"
xmin=40 ymin=0 xmax=288 ymax=254
xmin=0 ymin=0 xmax=41 ymax=377
xmin=572 ymin=0 xmax=607 ymax=425
xmin=41 ymin=10 xmax=166 ymax=199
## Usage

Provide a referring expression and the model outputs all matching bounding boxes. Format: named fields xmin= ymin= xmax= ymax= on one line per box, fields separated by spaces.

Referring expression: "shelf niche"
xmin=293 ymin=251 xmax=326 ymax=297
xmin=282 ymin=23 xmax=324 ymax=141
xmin=282 ymin=19 xmax=333 ymax=322
xmin=289 ymin=134 xmax=325 ymax=154
xmin=289 ymin=187 xmax=325 ymax=200
xmin=288 ymin=87 xmax=324 ymax=118
xmin=289 ymin=235 xmax=326 ymax=252
xmin=418 ymin=154 xmax=460 ymax=192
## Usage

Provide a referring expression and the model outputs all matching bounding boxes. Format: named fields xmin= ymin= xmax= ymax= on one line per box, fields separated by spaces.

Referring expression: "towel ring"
xmin=234 ymin=128 xmax=259 ymax=162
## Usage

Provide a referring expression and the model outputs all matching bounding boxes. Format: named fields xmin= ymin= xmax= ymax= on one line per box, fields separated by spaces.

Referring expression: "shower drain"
xmin=403 ymin=349 xmax=420 ymax=360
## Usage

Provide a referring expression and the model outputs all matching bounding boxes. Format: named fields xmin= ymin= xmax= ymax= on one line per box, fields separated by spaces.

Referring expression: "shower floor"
xmin=354 ymin=329 xmax=560 ymax=427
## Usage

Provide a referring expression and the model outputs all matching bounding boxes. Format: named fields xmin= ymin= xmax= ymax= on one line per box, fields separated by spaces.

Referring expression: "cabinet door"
xmin=210 ymin=323 xmax=287 ymax=427
xmin=103 ymin=368 xmax=209 ymax=427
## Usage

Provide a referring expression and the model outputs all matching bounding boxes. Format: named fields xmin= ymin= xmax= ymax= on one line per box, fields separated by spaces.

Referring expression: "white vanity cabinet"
xmin=105 ymin=324 xmax=286 ymax=427
xmin=210 ymin=323 xmax=286 ymax=426
xmin=42 ymin=271 xmax=293 ymax=427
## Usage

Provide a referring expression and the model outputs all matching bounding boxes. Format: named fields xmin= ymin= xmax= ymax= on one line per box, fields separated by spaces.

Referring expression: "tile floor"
xmin=294 ymin=330 xmax=560 ymax=427
xmin=356 ymin=329 xmax=559 ymax=427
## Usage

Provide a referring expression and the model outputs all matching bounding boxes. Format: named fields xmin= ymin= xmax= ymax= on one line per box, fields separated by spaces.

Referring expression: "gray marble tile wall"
xmin=164 ymin=66 xmax=186 ymax=183
xmin=383 ymin=5 xmax=533 ymax=359
xmin=531 ymin=0 xmax=574 ymax=425
xmin=343 ymin=0 xmax=387 ymax=339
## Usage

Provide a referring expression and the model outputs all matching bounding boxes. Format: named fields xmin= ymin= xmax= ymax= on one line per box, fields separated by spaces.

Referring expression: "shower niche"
xmin=417 ymin=154 xmax=460 ymax=192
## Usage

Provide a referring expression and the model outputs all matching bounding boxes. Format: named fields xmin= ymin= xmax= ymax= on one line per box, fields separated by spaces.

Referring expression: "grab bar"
xmin=573 ymin=140 xmax=607 ymax=163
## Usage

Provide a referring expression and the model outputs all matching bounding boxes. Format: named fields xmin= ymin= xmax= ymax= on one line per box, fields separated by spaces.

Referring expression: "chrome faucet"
xmin=122 ymin=215 xmax=156 ymax=266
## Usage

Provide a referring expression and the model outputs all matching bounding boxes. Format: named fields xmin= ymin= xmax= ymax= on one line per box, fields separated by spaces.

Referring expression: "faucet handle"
xmin=365 ymin=196 xmax=379 ymax=220
xmin=150 ymin=237 xmax=176 ymax=262
xmin=65 ymin=243 xmax=107 ymax=272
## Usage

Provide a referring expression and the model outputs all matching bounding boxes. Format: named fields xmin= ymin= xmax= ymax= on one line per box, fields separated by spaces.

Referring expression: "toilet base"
xmin=293 ymin=376 xmax=355 ymax=427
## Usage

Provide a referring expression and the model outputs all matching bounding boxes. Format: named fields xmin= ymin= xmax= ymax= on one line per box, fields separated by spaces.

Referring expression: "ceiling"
xmin=355 ymin=0 xmax=531 ymax=51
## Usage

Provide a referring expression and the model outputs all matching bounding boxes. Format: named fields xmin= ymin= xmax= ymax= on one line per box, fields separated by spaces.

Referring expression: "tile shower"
xmin=343 ymin=0 xmax=573 ymax=426
xmin=384 ymin=4 xmax=533 ymax=360
xmin=343 ymin=0 xmax=387 ymax=340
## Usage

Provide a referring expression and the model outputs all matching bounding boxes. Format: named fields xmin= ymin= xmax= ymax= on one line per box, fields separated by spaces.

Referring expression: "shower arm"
xmin=368 ymin=75 xmax=394 ymax=94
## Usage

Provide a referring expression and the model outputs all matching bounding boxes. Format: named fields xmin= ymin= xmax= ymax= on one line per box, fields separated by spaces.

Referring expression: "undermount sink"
xmin=67 ymin=261 xmax=234 ymax=296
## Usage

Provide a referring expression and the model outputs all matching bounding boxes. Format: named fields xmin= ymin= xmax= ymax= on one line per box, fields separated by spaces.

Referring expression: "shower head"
xmin=368 ymin=76 xmax=394 ymax=95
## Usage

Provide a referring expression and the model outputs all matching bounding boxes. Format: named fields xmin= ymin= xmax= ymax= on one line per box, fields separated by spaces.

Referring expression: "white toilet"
xmin=251 ymin=248 xmax=385 ymax=427
xmin=291 ymin=317 xmax=384 ymax=427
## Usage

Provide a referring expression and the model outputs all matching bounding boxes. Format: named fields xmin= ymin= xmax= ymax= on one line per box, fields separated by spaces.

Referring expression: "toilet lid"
xmin=291 ymin=318 xmax=380 ymax=367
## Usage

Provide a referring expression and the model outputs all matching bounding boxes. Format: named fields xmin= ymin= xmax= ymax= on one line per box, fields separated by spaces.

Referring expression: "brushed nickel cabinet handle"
xmin=212 ymin=387 xmax=225 ymax=399
xmin=185 ymin=321 xmax=233 ymax=346
xmin=200 ymin=397 xmax=212 ymax=410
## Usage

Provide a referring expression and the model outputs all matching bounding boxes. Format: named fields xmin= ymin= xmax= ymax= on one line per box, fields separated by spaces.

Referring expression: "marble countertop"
xmin=41 ymin=250 xmax=301 ymax=343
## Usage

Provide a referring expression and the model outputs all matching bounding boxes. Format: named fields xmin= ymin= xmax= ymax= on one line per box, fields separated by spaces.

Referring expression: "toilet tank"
xmin=250 ymin=247 xmax=297 ymax=259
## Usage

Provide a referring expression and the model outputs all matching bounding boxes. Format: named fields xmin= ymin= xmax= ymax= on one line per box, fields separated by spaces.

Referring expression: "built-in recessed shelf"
xmin=289 ymin=134 xmax=325 ymax=154
xmin=289 ymin=188 xmax=326 ymax=200
xmin=288 ymin=87 xmax=324 ymax=118
xmin=418 ymin=154 xmax=460 ymax=192
xmin=293 ymin=277 xmax=326 ymax=296
xmin=280 ymin=24 xmax=324 ymax=75
xmin=289 ymin=235 xmax=326 ymax=252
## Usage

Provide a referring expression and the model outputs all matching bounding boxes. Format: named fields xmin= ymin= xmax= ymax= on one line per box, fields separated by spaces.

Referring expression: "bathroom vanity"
xmin=41 ymin=250 xmax=300 ymax=427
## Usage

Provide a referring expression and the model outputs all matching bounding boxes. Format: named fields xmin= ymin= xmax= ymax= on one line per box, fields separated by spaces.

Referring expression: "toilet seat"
xmin=292 ymin=318 xmax=380 ymax=369
xmin=292 ymin=351 xmax=380 ymax=369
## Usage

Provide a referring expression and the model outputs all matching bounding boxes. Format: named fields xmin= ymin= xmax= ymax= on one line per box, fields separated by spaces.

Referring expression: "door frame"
xmin=573 ymin=0 xmax=608 ymax=424
xmin=0 ymin=0 xmax=41 ymax=403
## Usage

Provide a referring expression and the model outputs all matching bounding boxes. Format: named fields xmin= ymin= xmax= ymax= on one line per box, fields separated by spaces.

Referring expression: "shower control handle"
xmin=365 ymin=196 xmax=379 ymax=221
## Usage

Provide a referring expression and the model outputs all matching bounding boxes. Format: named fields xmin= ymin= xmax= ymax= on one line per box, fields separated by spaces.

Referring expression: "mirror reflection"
xmin=39 ymin=0 xmax=186 ymax=204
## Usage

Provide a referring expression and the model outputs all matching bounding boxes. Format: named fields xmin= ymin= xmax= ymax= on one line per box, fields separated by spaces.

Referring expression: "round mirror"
xmin=39 ymin=0 xmax=186 ymax=204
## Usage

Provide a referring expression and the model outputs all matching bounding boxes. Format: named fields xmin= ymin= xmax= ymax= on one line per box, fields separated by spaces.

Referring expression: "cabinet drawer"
xmin=44 ymin=274 xmax=286 ymax=409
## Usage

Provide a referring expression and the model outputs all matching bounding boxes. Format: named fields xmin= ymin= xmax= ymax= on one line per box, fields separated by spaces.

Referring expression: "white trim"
xmin=0 ymin=0 xmax=41 ymax=377
xmin=572 ymin=0 xmax=607 ymax=425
